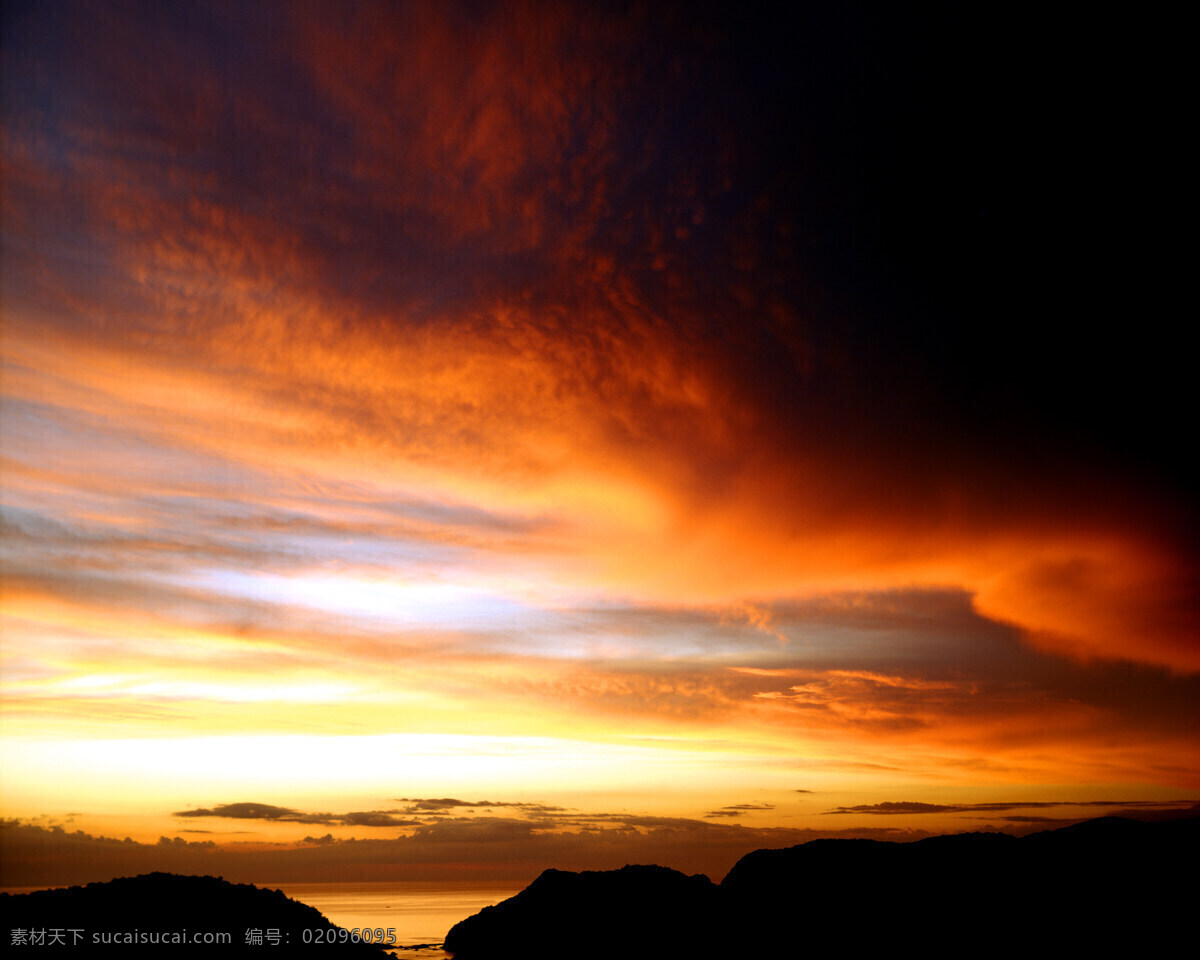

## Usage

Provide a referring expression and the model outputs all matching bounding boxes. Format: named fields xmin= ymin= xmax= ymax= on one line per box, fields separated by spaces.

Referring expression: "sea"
xmin=1 ymin=881 xmax=520 ymax=959
xmin=270 ymin=881 xmax=522 ymax=959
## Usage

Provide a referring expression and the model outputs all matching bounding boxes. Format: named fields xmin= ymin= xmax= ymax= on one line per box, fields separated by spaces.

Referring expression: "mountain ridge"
xmin=0 ymin=871 xmax=391 ymax=955
xmin=446 ymin=815 xmax=1199 ymax=959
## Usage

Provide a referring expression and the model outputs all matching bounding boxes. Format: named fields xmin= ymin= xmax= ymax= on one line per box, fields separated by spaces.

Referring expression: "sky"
xmin=1 ymin=1 xmax=1197 ymax=888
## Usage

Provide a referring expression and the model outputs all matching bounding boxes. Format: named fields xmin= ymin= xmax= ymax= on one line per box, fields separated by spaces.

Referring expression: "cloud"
xmin=985 ymin=817 xmax=1076 ymax=824
xmin=301 ymin=834 xmax=336 ymax=846
xmin=3 ymin=0 xmax=1195 ymax=678
xmin=407 ymin=818 xmax=540 ymax=844
xmin=393 ymin=797 xmax=532 ymax=811
xmin=0 ymin=0 xmax=1195 ymax=839
xmin=174 ymin=803 xmax=299 ymax=821
xmin=824 ymin=800 xmax=1196 ymax=816
xmin=704 ymin=803 xmax=776 ymax=819
xmin=338 ymin=812 xmax=424 ymax=828
xmin=10 ymin=580 xmax=1189 ymax=788
xmin=0 ymin=815 xmax=944 ymax=889
xmin=172 ymin=803 xmax=420 ymax=828
xmin=14 ymin=793 xmax=1195 ymax=890
xmin=393 ymin=799 xmax=569 ymax=817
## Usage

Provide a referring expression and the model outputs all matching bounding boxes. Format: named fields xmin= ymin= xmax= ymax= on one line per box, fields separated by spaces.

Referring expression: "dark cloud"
xmin=338 ymin=812 xmax=423 ymax=828
xmin=1106 ymin=803 xmax=1200 ymax=823
xmin=4 ymin=0 xmax=1193 ymax=587
xmin=394 ymin=797 xmax=506 ymax=810
xmin=173 ymin=802 xmax=419 ymax=828
xmin=171 ymin=799 xmax=581 ymax=833
xmin=157 ymin=835 xmax=214 ymax=848
xmin=174 ymin=802 xmax=299 ymax=821
xmin=704 ymin=803 xmax=776 ymax=819
xmin=407 ymin=818 xmax=540 ymax=844
xmin=493 ymin=592 xmax=1200 ymax=763
xmin=0 ymin=816 xmax=950 ymax=889
xmin=393 ymin=798 xmax=567 ymax=814
xmin=985 ymin=817 xmax=1078 ymax=824
xmin=825 ymin=800 xmax=1196 ymax=816
xmin=35 ymin=803 xmax=1197 ymax=890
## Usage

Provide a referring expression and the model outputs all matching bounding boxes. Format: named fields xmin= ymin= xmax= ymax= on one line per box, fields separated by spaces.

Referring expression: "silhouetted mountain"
xmin=0 ymin=873 xmax=391 ymax=955
xmin=444 ymin=863 xmax=720 ymax=960
xmin=445 ymin=817 xmax=1199 ymax=959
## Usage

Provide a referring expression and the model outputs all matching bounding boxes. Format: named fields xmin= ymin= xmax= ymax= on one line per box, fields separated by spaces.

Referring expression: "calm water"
xmin=271 ymin=881 xmax=521 ymax=959
xmin=1 ymin=881 xmax=520 ymax=958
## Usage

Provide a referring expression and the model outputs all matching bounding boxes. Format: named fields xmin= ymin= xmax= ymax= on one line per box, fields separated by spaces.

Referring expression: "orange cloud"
xmin=2 ymin=1 xmax=1195 ymax=846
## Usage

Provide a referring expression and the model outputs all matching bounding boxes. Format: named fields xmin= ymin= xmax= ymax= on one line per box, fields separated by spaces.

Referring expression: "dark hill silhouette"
xmin=444 ymin=863 xmax=720 ymax=960
xmin=0 ymin=873 xmax=391 ymax=956
xmin=445 ymin=816 xmax=1199 ymax=959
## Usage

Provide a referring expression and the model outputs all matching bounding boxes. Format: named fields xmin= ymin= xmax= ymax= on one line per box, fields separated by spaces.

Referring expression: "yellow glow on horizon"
xmin=0 ymin=732 xmax=827 ymax=818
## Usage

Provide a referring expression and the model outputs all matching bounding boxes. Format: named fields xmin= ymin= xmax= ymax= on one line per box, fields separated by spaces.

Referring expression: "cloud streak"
xmin=172 ymin=803 xmax=422 ymax=828
xmin=824 ymin=800 xmax=1196 ymax=816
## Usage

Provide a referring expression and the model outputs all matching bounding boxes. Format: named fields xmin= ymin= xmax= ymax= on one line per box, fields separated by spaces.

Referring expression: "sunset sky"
xmin=1 ymin=1 xmax=1196 ymax=888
